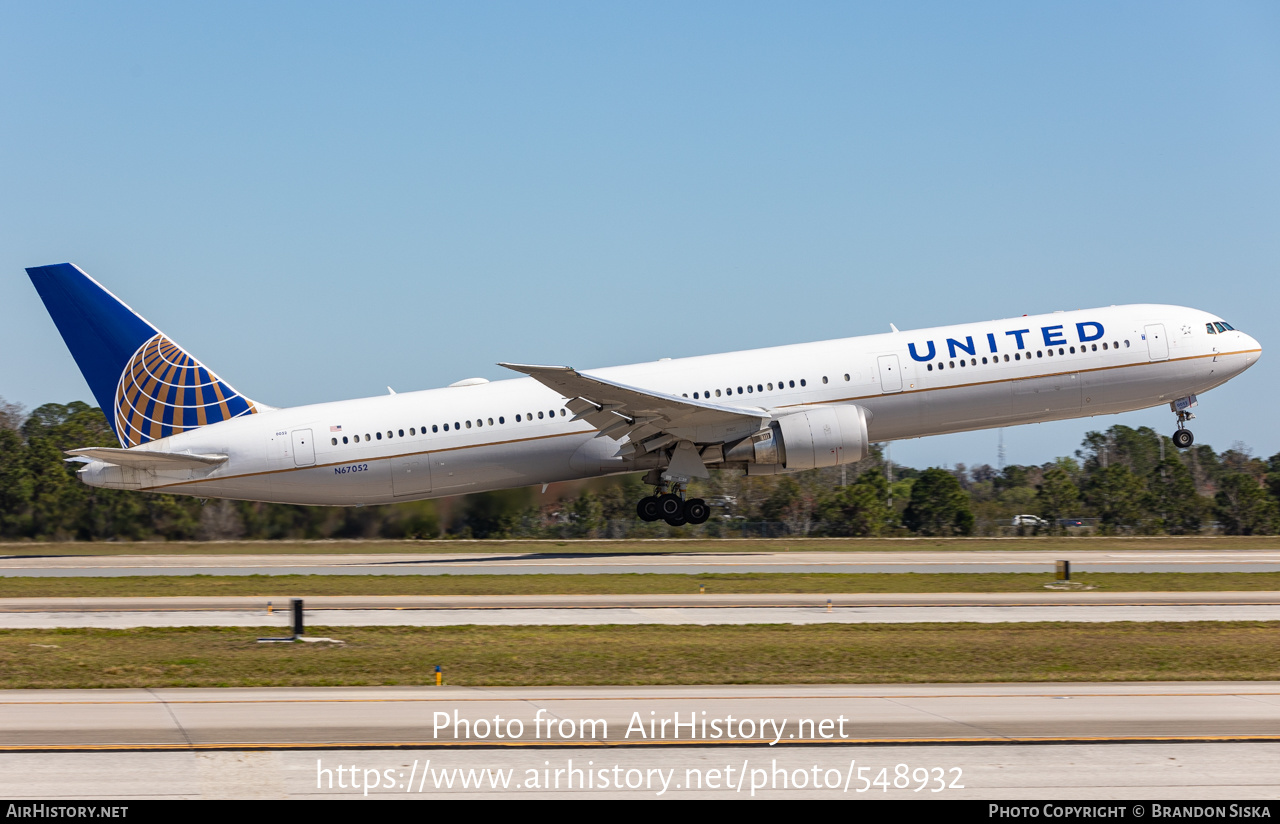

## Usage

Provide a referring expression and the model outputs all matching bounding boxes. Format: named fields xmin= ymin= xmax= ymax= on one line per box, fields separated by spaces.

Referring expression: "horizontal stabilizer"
xmin=66 ymin=447 xmax=228 ymax=470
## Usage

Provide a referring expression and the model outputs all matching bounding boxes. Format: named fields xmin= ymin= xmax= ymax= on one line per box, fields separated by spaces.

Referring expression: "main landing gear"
xmin=636 ymin=482 xmax=710 ymax=527
xmin=1170 ymin=395 xmax=1198 ymax=449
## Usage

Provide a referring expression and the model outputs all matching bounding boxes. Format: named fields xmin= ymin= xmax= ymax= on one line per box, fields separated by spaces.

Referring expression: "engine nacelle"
xmin=724 ymin=404 xmax=870 ymax=471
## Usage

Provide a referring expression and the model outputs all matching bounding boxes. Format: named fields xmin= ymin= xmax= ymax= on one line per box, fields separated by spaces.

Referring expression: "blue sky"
xmin=3 ymin=2 xmax=1277 ymax=470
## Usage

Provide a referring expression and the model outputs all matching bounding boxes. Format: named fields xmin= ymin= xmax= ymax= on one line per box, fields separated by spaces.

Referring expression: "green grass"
xmin=3 ymin=623 xmax=1278 ymax=688
xmin=4 ymin=572 xmax=1280 ymax=598
xmin=2 ymin=535 xmax=1278 ymax=556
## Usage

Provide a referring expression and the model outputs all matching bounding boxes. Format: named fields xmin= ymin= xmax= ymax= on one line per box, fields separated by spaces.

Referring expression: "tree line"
xmin=1 ymin=397 xmax=1278 ymax=540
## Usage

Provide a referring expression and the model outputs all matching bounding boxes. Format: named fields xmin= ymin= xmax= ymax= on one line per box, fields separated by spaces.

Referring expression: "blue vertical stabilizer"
xmin=26 ymin=263 xmax=262 ymax=447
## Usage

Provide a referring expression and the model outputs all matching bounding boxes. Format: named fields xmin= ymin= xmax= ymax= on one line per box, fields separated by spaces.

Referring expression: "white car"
xmin=1011 ymin=515 xmax=1049 ymax=527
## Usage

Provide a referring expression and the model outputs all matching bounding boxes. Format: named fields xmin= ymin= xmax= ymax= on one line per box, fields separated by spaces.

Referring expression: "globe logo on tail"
xmin=114 ymin=334 xmax=258 ymax=448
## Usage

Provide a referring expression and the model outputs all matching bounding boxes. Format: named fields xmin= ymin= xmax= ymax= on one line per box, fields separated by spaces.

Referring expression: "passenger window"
xmin=1124 ymin=340 xmax=1130 ymax=348
xmin=489 ymin=418 xmax=495 ymax=425
xmin=1091 ymin=344 xmax=1097 ymax=351
xmin=376 ymin=432 xmax=382 ymax=440
xmin=538 ymin=411 xmax=544 ymax=419
xmin=466 ymin=420 xmax=472 ymax=429
xmin=822 ymin=376 xmax=828 ymax=384
xmin=693 ymin=392 xmax=700 ymax=399
xmin=476 ymin=419 xmax=482 ymax=427
xmin=499 ymin=416 xmax=505 ymax=424
xmin=433 ymin=425 xmax=439 ymax=433
xmin=843 ymin=374 xmax=850 ymax=381
xmin=1015 ymin=353 xmax=1021 ymax=361
xmin=981 ymin=357 xmax=988 ymax=364
xmin=455 ymin=421 xmax=460 ymax=429
xmin=958 ymin=360 xmax=965 ymax=367
xmin=343 ymin=436 xmax=349 ymax=444
xmin=443 ymin=424 xmax=449 ymax=431
xmin=1003 ymin=355 xmax=1010 ymax=362
xmin=800 ymin=379 xmax=806 ymax=387
xmin=560 ymin=409 xmax=565 ymax=416
xmin=331 ymin=438 xmax=337 ymax=446
xmin=737 ymin=386 xmax=743 ymax=394
xmin=747 ymin=385 xmax=753 ymax=393
xmin=399 ymin=429 xmax=404 ymax=437
xmin=789 ymin=380 xmax=795 ymax=388
xmin=757 ymin=384 xmax=763 ymax=392
xmin=927 ymin=363 xmax=933 ymax=371
xmin=409 ymin=428 xmax=415 ymax=436
xmin=715 ymin=390 xmax=722 ymax=397
xmin=1070 ymin=347 xmax=1076 ymax=354
xmin=1102 ymin=343 xmax=1108 ymax=350
xmin=1036 ymin=351 xmax=1042 ymax=358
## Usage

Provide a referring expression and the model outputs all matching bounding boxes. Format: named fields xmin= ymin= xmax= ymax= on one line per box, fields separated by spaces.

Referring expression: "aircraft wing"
xmin=498 ymin=362 xmax=769 ymax=456
xmin=66 ymin=447 xmax=228 ymax=470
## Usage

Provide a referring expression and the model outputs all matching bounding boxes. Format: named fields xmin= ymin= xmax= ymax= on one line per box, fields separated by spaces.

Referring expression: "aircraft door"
xmin=291 ymin=429 xmax=315 ymax=467
xmin=877 ymin=355 xmax=903 ymax=393
xmin=1145 ymin=324 xmax=1169 ymax=361
xmin=391 ymin=454 xmax=433 ymax=497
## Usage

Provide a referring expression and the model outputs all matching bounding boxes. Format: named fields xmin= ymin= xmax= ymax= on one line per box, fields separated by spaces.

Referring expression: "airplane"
xmin=27 ymin=262 xmax=1262 ymax=526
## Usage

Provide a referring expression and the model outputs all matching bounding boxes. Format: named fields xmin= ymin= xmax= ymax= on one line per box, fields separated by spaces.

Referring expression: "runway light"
xmin=699 ymin=584 xmax=705 ymax=594
xmin=827 ymin=599 xmax=832 ymax=613
xmin=435 ymin=665 xmax=443 ymax=687
xmin=1056 ymin=560 xmax=1071 ymax=581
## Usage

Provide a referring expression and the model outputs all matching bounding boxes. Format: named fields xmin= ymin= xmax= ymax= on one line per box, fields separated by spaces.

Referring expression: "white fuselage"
xmin=78 ymin=304 xmax=1261 ymax=504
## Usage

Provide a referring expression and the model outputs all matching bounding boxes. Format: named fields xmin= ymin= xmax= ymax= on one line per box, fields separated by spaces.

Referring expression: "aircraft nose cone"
xmin=1234 ymin=331 xmax=1262 ymax=373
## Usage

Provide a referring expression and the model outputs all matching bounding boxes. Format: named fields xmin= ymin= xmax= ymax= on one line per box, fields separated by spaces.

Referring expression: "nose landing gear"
xmin=1170 ymin=395 xmax=1198 ymax=449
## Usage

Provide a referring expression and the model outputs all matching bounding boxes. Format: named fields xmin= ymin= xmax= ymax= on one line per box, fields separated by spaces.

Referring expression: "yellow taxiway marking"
xmin=5 ymin=734 xmax=1280 ymax=752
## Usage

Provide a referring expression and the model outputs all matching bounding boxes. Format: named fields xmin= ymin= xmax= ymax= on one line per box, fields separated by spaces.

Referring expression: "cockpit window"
xmin=1207 ymin=323 xmax=1217 ymax=334
xmin=1214 ymin=322 xmax=1228 ymax=333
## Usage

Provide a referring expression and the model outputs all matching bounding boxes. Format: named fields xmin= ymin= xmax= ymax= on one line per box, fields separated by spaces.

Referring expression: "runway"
xmin=4 ymin=592 xmax=1280 ymax=627
xmin=5 ymin=549 xmax=1280 ymax=576
xmin=3 ymin=683 xmax=1280 ymax=799
xmin=5 ymin=682 xmax=1279 ymax=749
xmin=9 ymin=743 xmax=1280 ymax=799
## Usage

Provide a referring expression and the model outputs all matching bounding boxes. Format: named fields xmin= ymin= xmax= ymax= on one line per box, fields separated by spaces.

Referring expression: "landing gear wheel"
xmin=683 ymin=498 xmax=710 ymax=525
xmin=657 ymin=493 xmax=684 ymax=520
xmin=1172 ymin=429 xmax=1194 ymax=449
xmin=664 ymin=512 xmax=688 ymax=527
xmin=637 ymin=496 xmax=661 ymax=522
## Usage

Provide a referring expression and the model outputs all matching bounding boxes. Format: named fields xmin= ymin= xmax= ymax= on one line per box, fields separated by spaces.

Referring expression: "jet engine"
xmin=722 ymin=404 xmax=869 ymax=471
